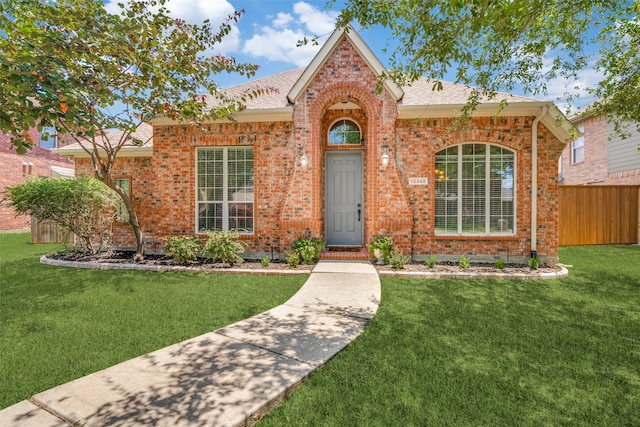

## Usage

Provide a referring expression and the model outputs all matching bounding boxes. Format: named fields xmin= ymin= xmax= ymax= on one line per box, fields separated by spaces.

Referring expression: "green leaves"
xmin=336 ymin=0 xmax=639 ymax=131
xmin=1 ymin=0 xmax=267 ymax=254
xmin=3 ymin=177 xmax=118 ymax=253
xmin=1 ymin=0 xmax=262 ymax=152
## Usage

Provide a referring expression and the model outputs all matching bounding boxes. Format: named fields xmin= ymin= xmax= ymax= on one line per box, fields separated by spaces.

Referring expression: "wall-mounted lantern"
xmin=381 ymin=147 xmax=390 ymax=169
xmin=300 ymin=152 xmax=309 ymax=170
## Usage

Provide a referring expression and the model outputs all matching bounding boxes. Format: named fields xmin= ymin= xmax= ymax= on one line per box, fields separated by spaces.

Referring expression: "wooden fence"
xmin=558 ymin=185 xmax=639 ymax=246
xmin=31 ymin=216 xmax=72 ymax=244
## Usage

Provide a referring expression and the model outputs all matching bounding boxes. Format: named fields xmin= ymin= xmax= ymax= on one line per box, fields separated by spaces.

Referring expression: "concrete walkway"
xmin=0 ymin=261 xmax=380 ymax=427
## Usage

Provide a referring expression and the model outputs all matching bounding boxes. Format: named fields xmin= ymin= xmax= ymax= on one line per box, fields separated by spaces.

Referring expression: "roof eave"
xmin=398 ymin=102 xmax=574 ymax=143
xmin=53 ymin=146 xmax=153 ymax=159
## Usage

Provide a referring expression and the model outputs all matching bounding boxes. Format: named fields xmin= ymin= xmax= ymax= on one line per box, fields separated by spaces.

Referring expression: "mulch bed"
xmin=375 ymin=261 xmax=564 ymax=275
xmin=48 ymin=251 xmax=314 ymax=271
xmin=48 ymin=250 xmax=562 ymax=275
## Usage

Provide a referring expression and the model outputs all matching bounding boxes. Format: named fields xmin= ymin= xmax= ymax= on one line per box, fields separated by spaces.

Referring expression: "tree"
xmin=0 ymin=0 xmax=268 ymax=258
xmin=4 ymin=176 xmax=118 ymax=253
xmin=334 ymin=0 xmax=639 ymax=131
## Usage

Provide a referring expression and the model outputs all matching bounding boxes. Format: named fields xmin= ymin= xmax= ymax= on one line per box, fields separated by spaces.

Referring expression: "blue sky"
xmin=103 ymin=0 xmax=601 ymax=111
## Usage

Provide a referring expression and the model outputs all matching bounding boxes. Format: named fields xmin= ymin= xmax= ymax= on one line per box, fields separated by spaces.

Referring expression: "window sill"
xmin=434 ymin=234 xmax=519 ymax=241
xmin=196 ymin=232 xmax=254 ymax=237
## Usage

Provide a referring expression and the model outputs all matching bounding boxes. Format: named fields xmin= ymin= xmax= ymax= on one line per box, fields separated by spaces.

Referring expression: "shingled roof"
xmin=54 ymin=123 xmax=153 ymax=158
xmin=219 ymin=66 xmax=539 ymax=110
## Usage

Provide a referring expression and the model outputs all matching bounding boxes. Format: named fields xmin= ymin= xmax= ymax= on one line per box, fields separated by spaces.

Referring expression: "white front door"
xmin=325 ymin=152 xmax=363 ymax=246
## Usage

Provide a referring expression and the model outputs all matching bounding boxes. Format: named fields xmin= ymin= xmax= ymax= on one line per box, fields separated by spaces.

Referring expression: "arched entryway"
xmin=323 ymin=109 xmax=366 ymax=246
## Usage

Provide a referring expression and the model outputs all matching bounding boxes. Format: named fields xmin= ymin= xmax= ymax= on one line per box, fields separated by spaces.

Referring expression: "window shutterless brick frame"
xmin=70 ymin=35 xmax=567 ymax=264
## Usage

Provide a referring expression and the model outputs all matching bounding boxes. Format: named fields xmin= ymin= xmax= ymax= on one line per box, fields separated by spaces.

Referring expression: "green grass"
xmin=0 ymin=233 xmax=306 ymax=409
xmin=259 ymin=245 xmax=640 ymax=426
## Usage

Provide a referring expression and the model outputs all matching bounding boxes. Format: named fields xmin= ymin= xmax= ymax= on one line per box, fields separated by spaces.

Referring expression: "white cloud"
xmin=272 ymin=12 xmax=293 ymax=28
xmin=243 ymin=27 xmax=320 ymax=67
xmin=103 ymin=0 xmax=240 ymax=53
xmin=538 ymin=53 xmax=603 ymax=113
xmin=242 ymin=1 xmax=339 ymax=66
xmin=292 ymin=2 xmax=338 ymax=35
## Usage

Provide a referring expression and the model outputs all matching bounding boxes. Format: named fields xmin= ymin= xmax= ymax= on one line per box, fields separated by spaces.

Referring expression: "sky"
xmin=102 ymin=0 xmax=602 ymax=112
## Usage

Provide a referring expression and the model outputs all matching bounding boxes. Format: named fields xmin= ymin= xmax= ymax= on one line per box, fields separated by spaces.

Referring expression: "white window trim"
xmin=195 ymin=146 xmax=254 ymax=234
xmin=435 ymin=143 xmax=517 ymax=236
xmin=571 ymin=137 xmax=585 ymax=164
xmin=571 ymin=125 xmax=585 ymax=164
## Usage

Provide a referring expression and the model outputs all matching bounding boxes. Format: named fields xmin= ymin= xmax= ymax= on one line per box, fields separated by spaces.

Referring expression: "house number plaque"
xmin=409 ymin=177 xmax=428 ymax=186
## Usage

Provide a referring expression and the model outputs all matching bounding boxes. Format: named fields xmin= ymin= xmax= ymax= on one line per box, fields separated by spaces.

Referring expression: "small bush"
xmin=529 ymin=257 xmax=539 ymax=270
xmin=292 ymin=237 xmax=326 ymax=264
xmin=285 ymin=252 xmax=300 ymax=268
xmin=495 ymin=259 xmax=506 ymax=269
xmin=459 ymin=255 xmax=471 ymax=269
xmin=4 ymin=176 xmax=118 ymax=253
xmin=260 ymin=256 xmax=271 ymax=268
xmin=368 ymin=235 xmax=393 ymax=264
xmin=202 ymin=230 xmax=245 ymax=266
xmin=389 ymin=250 xmax=411 ymax=270
xmin=165 ymin=235 xmax=202 ymax=264
xmin=425 ymin=255 xmax=436 ymax=268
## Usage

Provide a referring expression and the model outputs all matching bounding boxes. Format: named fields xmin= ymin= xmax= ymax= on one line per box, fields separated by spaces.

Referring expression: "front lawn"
xmin=259 ymin=245 xmax=640 ymax=426
xmin=0 ymin=233 xmax=306 ymax=409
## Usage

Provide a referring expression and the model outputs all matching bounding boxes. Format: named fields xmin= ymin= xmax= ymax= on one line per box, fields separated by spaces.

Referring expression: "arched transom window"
xmin=435 ymin=143 xmax=515 ymax=235
xmin=328 ymin=119 xmax=362 ymax=145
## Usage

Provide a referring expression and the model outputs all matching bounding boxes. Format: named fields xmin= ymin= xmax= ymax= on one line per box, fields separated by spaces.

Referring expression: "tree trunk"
xmin=102 ymin=177 xmax=145 ymax=260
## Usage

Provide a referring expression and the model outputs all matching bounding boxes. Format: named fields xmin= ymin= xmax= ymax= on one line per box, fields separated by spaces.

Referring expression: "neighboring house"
xmin=0 ymin=128 xmax=74 ymax=231
xmin=557 ymin=113 xmax=640 ymax=246
xmin=56 ymin=27 xmax=573 ymax=265
xmin=559 ymin=113 xmax=640 ymax=185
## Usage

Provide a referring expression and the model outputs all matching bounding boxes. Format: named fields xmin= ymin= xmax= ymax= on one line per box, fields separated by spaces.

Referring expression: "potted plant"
xmin=367 ymin=235 xmax=393 ymax=265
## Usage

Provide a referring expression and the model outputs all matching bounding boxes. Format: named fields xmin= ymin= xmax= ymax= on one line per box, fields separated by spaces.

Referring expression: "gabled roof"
xmin=287 ymin=25 xmax=404 ymax=104
xmin=53 ymin=123 xmax=153 ymax=158
xmin=155 ymin=26 xmax=574 ymax=144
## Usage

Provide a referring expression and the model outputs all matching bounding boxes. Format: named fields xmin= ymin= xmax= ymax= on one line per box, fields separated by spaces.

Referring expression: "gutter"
xmin=530 ymin=105 xmax=548 ymax=259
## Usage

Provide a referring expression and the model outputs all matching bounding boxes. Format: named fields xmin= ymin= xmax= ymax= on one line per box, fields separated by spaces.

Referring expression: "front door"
xmin=326 ymin=152 xmax=363 ymax=246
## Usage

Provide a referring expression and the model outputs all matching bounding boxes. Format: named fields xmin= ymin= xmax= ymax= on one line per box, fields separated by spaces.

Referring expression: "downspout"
xmin=530 ymin=106 xmax=548 ymax=259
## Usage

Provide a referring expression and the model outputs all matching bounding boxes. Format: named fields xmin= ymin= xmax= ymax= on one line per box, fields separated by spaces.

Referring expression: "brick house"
xmin=56 ymin=27 xmax=573 ymax=265
xmin=1 ymin=128 xmax=74 ymax=231
xmin=559 ymin=113 xmax=640 ymax=185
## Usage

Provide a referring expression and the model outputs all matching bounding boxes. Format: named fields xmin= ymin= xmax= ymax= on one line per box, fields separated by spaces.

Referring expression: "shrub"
xmin=459 ymin=255 xmax=471 ymax=269
xmin=3 ymin=176 xmax=118 ymax=253
xmin=425 ymin=255 xmax=437 ymax=268
xmin=202 ymin=230 xmax=245 ymax=266
xmin=292 ymin=237 xmax=326 ymax=264
xmin=529 ymin=257 xmax=539 ymax=270
xmin=165 ymin=236 xmax=202 ymax=264
xmin=285 ymin=252 xmax=300 ymax=268
xmin=495 ymin=259 xmax=506 ymax=269
xmin=368 ymin=235 xmax=393 ymax=264
xmin=389 ymin=250 xmax=411 ymax=269
xmin=260 ymin=256 xmax=271 ymax=268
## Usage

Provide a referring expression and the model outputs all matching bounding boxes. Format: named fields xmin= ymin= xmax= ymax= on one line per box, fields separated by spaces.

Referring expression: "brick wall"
xmin=396 ymin=116 xmax=564 ymax=264
xmin=561 ymin=114 xmax=640 ymax=185
xmin=76 ymin=37 xmax=566 ymax=264
xmin=0 ymin=131 xmax=74 ymax=231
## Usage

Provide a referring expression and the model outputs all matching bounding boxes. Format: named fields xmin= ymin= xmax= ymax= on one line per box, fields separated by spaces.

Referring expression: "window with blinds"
xmin=435 ymin=144 xmax=515 ymax=235
xmin=196 ymin=147 xmax=254 ymax=233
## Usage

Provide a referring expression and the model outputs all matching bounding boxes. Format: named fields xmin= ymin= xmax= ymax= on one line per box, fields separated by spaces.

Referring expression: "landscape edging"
xmin=41 ymin=255 xmax=568 ymax=279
